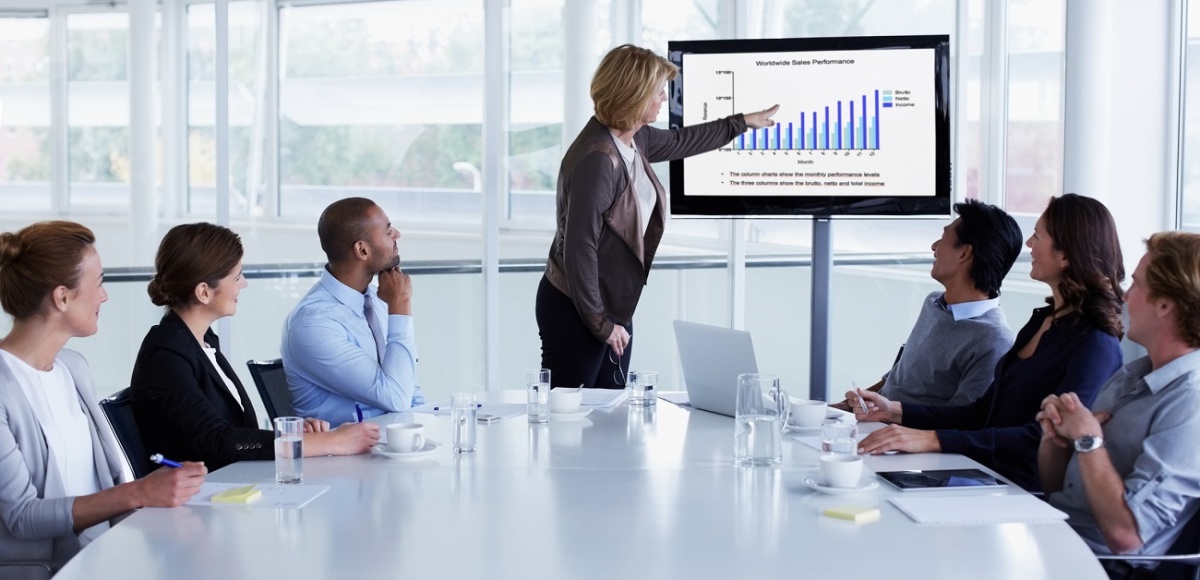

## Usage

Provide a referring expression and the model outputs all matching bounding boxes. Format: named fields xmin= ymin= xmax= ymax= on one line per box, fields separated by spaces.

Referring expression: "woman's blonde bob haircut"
xmin=591 ymin=44 xmax=677 ymax=131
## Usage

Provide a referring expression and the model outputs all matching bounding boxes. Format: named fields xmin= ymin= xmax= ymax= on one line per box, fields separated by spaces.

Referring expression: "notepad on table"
xmin=890 ymin=494 xmax=1068 ymax=525
xmin=211 ymin=485 xmax=262 ymax=504
xmin=823 ymin=504 xmax=880 ymax=524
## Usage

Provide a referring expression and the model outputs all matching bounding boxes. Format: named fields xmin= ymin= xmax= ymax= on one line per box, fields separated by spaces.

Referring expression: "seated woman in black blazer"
xmin=130 ymin=223 xmax=379 ymax=471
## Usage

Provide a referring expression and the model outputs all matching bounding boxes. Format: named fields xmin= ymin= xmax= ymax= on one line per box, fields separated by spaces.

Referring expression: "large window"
xmin=67 ymin=11 xmax=133 ymax=209
xmin=277 ymin=0 xmax=485 ymax=224
xmin=506 ymin=0 xmax=614 ymax=225
xmin=1003 ymin=0 xmax=1065 ymax=214
xmin=0 ymin=16 xmax=52 ymax=211
xmin=187 ymin=1 xmax=265 ymax=217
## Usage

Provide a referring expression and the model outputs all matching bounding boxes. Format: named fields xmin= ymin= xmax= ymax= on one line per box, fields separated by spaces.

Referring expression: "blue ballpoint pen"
xmin=149 ymin=454 xmax=182 ymax=468
xmin=355 ymin=403 xmax=364 ymax=423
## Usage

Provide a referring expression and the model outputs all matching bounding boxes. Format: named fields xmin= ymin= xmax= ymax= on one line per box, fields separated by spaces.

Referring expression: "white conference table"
xmin=57 ymin=391 xmax=1105 ymax=579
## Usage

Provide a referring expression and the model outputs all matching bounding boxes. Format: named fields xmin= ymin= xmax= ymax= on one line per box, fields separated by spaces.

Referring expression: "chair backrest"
xmin=99 ymin=388 xmax=154 ymax=479
xmin=247 ymin=359 xmax=296 ymax=420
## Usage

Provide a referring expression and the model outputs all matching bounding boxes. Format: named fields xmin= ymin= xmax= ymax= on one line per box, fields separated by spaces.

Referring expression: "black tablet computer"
xmin=877 ymin=469 xmax=1007 ymax=491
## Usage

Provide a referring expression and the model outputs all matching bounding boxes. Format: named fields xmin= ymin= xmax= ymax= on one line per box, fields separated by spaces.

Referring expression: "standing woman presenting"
xmin=537 ymin=44 xmax=778 ymax=388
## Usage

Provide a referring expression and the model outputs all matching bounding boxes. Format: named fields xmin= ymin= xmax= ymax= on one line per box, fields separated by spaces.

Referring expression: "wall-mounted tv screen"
xmin=667 ymin=35 xmax=951 ymax=218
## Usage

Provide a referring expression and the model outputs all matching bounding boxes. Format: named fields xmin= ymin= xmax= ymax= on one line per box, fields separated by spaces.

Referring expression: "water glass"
xmin=451 ymin=392 xmax=477 ymax=453
xmin=734 ymin=373 xmax=784 ymax=466
xmin=627 ymin=370 xmax=658 ymax=406
xmin=821 ymin=421 xmax=859 ymax=455
xmin=527 ymin=369 xmax=550 ymax=423
xmin=273 ymin=417 xmax=304 ymax=484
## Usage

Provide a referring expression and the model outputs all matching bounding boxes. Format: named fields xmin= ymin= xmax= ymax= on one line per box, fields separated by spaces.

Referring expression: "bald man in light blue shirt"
xmin=282 ymin=198 xmax=424 ymax=425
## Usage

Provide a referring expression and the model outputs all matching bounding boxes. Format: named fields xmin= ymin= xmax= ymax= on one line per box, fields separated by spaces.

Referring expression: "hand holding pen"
xmin=141 ymin=454 xmax=207 ymax=507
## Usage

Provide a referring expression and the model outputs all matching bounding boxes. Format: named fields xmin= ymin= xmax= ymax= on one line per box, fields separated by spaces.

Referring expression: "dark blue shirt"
xmin=903 ymin=305 xmax=1123 ymax=490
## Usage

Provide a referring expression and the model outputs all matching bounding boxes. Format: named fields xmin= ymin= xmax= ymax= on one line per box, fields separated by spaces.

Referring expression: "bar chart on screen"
xmin=678 ymin=47 xmax=937 ymax=198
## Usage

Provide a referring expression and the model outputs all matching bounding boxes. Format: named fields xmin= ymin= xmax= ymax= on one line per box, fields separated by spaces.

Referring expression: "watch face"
xmin=1075 ymin=435 xmax=1102 ymax=452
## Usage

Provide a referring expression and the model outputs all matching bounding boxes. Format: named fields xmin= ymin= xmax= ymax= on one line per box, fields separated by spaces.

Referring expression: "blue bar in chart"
xmin=824 ymin=107 xmax=829 ymax=150
xmin=731 ymin=89 xmax=887 ymax=151
xmin=849 ymin=101 xmax=855 ymax=149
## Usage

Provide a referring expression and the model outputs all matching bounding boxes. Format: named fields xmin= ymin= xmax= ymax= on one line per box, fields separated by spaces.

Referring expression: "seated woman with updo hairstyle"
xmin=130 ymin=223 xmax=379 ymax=472
xmin=0 ymin=221 xmax=205 ymax=577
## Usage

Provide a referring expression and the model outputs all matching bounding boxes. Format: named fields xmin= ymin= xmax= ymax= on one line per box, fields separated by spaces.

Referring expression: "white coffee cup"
xmin=820 ymin=454 xmax=864 ymax=488
xmin=790 ymin=399 xmax=827 ymax=428
xmin=548 ymin=388 xmax=583 ymax=414
xmin=386 ymin=423 xmax=425 ymax=453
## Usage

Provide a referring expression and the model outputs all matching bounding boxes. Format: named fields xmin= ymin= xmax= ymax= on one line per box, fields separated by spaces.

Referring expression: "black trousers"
xmin=535 ymin=275 xmax=632 ymax=389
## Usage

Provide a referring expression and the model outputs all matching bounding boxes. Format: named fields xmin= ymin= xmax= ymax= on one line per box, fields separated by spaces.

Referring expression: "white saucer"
xmin=372 ymin=440 xmax=441 ymax=460
xmin=803 ymin=477 xmax=879 ymax=495
xmin=549 ymin=409 xmax=592 ymax=420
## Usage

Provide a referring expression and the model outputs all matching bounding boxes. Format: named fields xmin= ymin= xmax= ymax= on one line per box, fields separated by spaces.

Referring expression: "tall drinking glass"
xmin=627 ymin=370 xmax=658 ymax=406
xmin=274 ymin=417 xmax=304 ymax=484
xmin=527 ymin=369 xmax=550 ymax=423
xmin=734 ymin=373 xmax=784 ymax=466
xmin=452 ymin=392 xmax=477 ymax=453
xmin=821 ymin=421 xmax=859 ymax=455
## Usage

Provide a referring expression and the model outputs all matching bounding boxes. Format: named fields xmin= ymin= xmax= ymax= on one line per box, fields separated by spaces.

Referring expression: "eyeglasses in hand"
xmin=608 ymin=347 xmax=627 ymax=387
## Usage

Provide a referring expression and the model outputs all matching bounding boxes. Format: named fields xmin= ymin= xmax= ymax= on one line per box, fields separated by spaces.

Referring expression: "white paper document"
xmin=580 ymin=388 xmax=627 ymax=409
xmin=187 ymin=482 xmax=330 ymax=510
xmin=890 ymin=494 xmax=1068 ymax=525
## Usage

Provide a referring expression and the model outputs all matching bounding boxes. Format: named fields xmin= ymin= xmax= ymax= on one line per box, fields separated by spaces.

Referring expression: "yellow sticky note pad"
xmin=212 ymin=485 xmax=262 ymax=504
xmin=822 ymin=504 xmax=880 ymax=524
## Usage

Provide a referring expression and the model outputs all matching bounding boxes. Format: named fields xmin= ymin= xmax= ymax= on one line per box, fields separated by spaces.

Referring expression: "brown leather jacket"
xmin=544 ymin=114 xmax=747 ymax=342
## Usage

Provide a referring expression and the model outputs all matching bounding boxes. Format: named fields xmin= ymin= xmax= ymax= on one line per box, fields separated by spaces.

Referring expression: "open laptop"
xmin=672 ymin=320 xmax=759 ymax=417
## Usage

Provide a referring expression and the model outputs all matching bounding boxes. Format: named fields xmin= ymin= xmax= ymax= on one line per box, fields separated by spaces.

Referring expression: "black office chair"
xmin=99 ymin=388 xmax=154 ymax=479
xmin=1096 ymin=510 xmax=1200 ymax=580
xmin=247 ymin=359 xmax=296 ymax=420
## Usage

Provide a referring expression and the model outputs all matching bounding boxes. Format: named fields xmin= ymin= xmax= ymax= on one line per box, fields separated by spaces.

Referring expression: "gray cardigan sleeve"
xmin=0 ymin=401 xmax=76 ymax=541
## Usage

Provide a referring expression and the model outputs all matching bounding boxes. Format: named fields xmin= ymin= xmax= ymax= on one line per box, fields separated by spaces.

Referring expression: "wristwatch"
xmin=1074 ymin=434 xmax=1104 ymax=453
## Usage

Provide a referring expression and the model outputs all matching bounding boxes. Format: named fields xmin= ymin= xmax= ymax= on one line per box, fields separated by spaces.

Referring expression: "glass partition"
xmin=276 ymin=0 xmax=485 ymax=227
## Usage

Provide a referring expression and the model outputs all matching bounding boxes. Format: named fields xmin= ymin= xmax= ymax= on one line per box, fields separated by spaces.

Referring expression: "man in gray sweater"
xmin=837 ymin=199 xmax=1023 ymax=408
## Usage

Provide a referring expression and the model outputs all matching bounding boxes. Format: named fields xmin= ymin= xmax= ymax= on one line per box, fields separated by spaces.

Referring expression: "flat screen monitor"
xmin=667 ymin=35 xmax=951 ymax=218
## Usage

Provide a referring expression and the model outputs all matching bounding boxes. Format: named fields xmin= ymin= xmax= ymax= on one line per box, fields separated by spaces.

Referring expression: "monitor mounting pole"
xmin=810 ymin=217 xmax=832 ymax=401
